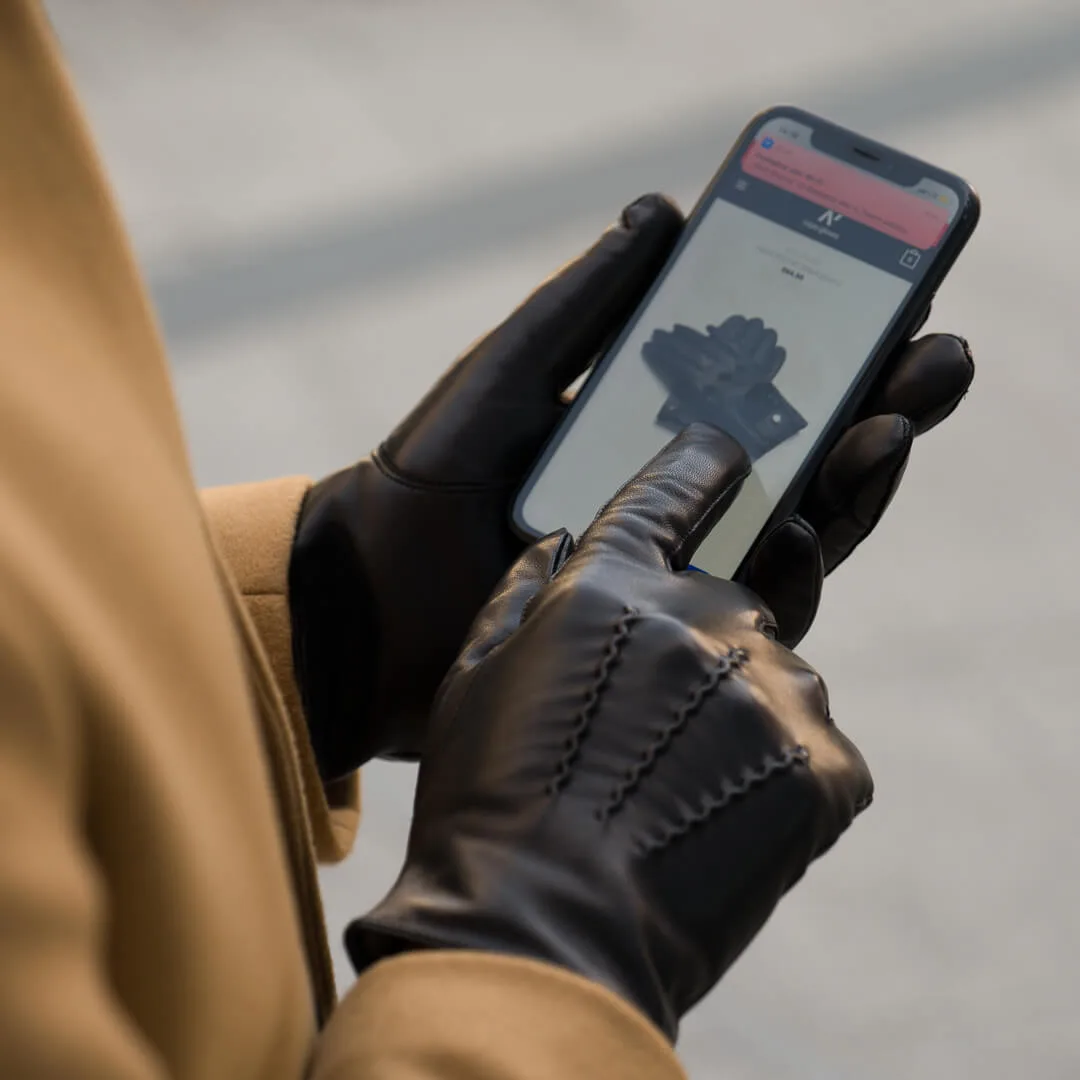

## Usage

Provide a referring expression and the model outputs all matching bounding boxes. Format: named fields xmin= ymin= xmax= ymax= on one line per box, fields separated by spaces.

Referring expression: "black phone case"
xmin=511 ymin=104 xmax=981 ymax=577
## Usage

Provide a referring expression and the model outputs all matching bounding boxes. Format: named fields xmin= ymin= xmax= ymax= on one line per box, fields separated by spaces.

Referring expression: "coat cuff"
xmin=312 ymin=952 xmax=687 ymax=1079
xmin=201 ymin=478 xmax=359 ymax=863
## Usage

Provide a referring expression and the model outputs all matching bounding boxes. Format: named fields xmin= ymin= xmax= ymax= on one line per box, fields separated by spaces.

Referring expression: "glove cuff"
xmin=289 ymin=466 xmax=383 ymax=779
xmin=346 ymin=839 xmax=681 ymax=1041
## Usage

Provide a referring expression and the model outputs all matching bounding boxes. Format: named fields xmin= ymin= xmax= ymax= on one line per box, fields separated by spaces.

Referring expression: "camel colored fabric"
xmin=0 ymin=3 xmax=687 ymax=1078
xmin=313 ymin=953 xmax=687 ymax=1080
xmin=201 ymin=478 xmax=361 ymax=864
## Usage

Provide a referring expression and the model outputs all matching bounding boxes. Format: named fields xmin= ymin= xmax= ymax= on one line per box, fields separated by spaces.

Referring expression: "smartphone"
xmin=513 ymin=106 xmax=979 ymax=578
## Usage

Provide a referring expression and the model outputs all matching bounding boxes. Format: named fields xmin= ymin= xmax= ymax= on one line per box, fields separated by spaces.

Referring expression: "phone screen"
xmin=518 ymin=113 xmax=969 ymax=578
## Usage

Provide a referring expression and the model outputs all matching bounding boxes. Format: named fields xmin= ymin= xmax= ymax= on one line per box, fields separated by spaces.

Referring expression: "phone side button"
xmin=910 ymin=297 xmax=933 ymax=337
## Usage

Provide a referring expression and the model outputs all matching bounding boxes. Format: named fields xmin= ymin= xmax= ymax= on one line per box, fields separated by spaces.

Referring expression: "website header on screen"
xmin=741 ymin=135 xmax=950 ymax=249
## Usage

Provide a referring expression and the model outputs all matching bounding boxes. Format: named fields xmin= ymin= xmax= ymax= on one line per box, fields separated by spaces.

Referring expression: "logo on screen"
xmin=817 ymin=209 xmax=844 ymax=227
xmin=761 ymin=137 xmax=775 ymax=149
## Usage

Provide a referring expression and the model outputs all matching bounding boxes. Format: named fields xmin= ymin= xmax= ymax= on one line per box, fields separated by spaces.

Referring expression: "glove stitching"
xmin=636 ymin=745 xmax=810 ymax=855
xmin=372 ymin=446 xmax=519 ymax=495
xmin=597 ymin=646 xmax=749 ymax=822
xmin=547 ymin=607 xmax=636 ymax=795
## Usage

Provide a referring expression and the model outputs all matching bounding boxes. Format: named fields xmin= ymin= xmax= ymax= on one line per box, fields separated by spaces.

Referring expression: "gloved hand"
xmin=289 ymin=192 xmax=973 ymax=776
xmin=740 ymin=326 xmax=974 ymax=647
xmin=289 ymin=195 xmax=683 ymax=774
xmin=347 ymin=425 xmax=873 ymax=1043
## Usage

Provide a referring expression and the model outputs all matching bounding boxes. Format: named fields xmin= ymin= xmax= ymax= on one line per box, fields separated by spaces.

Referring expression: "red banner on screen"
xmin=742 ymin=138 xmax=949 ymax=249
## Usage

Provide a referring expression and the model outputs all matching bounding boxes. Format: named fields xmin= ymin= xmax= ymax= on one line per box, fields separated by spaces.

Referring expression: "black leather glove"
xmin=289 ymin=191 xmax=973 ymax=777
xmin=347 ymin=424 xmax=873 ymax=1042
xmin=642 ymin=317 xmax=787 ymax=405
xmin=645 ymin=316 xmax=806 ymax=457
xmin=706 ymin=314 xmax=788 ymax=384
xmin=289 ymin=195 xmax=683 ymax=774
xmin=740 ymin=330 xmax=974 ymax=647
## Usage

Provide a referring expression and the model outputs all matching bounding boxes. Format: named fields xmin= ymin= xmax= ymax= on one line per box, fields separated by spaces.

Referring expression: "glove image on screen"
xmin=642 ymin=315 xmax=808 ymax=461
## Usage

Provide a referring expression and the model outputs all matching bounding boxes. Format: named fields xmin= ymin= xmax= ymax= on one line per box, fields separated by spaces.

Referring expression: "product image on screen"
xmin=642 ymin=316 xmax=807 ymax=460
xmin=518 ymin=113 xmax=962 ymax=580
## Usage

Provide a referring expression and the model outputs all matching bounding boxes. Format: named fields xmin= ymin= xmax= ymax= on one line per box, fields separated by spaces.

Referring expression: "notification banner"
xmin=742 ymin=138 xmax=949 ymax=249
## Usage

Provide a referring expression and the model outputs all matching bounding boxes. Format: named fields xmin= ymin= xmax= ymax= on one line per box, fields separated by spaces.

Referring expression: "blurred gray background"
xmin=47 ymin=2 xmax=1079 ymax=1077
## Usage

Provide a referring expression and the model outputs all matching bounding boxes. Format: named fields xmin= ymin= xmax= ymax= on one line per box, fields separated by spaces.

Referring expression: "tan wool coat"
xmin=0 ymin=4 xmax=687 ymax=1078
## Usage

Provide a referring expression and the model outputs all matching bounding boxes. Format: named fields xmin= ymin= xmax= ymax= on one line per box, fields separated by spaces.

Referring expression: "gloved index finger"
xmin=575 ymin=423 xmax=751 ymax=571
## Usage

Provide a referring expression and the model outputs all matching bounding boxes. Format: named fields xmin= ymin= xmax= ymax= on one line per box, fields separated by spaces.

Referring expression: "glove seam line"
xmin=598 ymin=645 xmax=749 ymax=821
xmin=636 ymin=744 xmax=811 ymax=855
xmin=372 ymin=447 xmax=518 ymax=495
xmin=548 ymin=606 xmax=636 ymax=794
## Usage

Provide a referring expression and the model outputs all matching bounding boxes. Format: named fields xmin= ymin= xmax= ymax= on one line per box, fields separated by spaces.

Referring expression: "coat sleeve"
xmin=3 ymin=4 xmax=693 ymax=1076
xmin=315 ymin=953 xmax=689 ymax=1080
xmin=0 ymin=568 xmax=684 ymax=1080
xmin=201 ymin=479 xmax=360 ymax=864
xmin=0 ymin=571 xmax=167 ymax=1080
